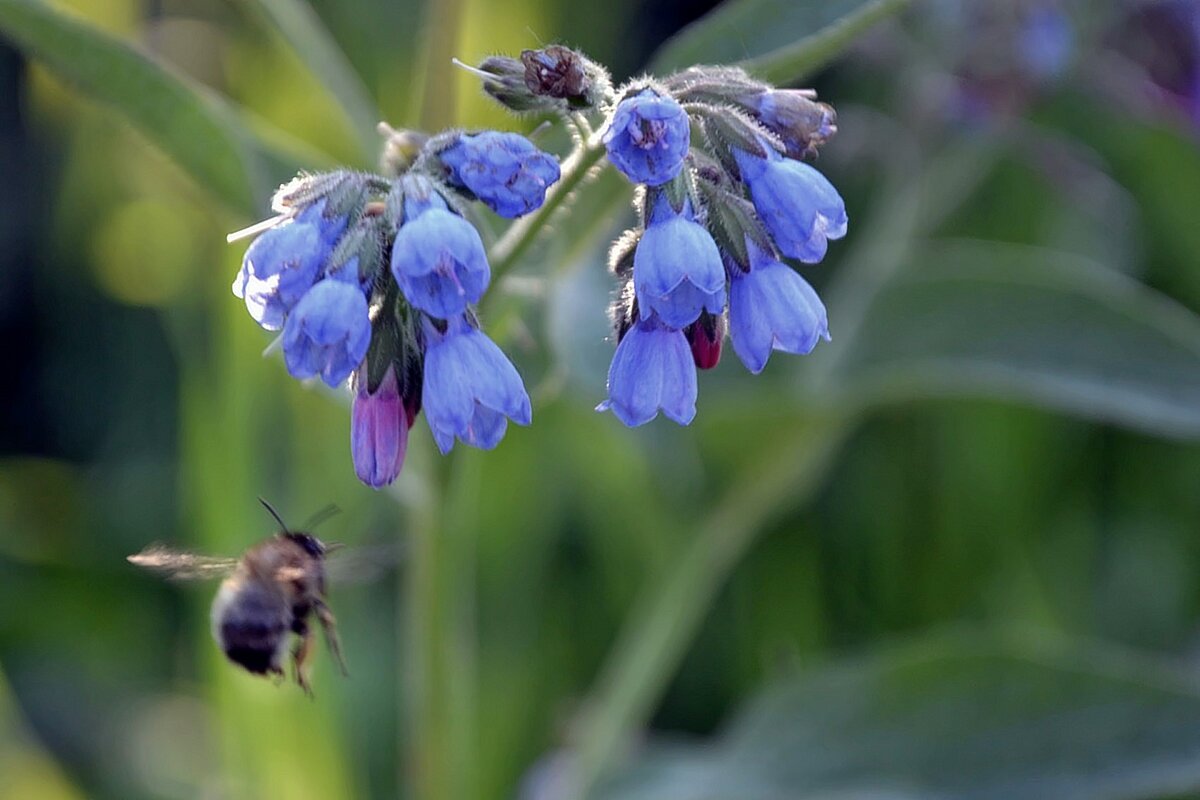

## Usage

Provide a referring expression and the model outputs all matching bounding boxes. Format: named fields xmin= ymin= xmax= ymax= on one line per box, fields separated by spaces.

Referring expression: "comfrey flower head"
xmin=634 ymin=192 xmax=725 ymax=329
xmin=230 ymin=123 xmax=551 ymax=488
xmin=599 ymin=313 xmax=697 ymax=427
xmin=390 ymin=174 xmax=491 ymax=319
xmin=226 ymin=47 xmax=851 ymax=474
xmin=733 ymin=140 xmax=847 ymax=263
xmin=586 ymin=62 xmax=847 ymax=427
xmin=438 ymin=131 xmax=560 ymax=218
xmin=421 ymin=315 xmax=532 ymax=454
xmin=232 ymin=200 xmax=347 ymax=330
xmin=728 ymin=241 xmax=829 ymax=374
xmin=603 ymin=88 xmax=690 ymax=186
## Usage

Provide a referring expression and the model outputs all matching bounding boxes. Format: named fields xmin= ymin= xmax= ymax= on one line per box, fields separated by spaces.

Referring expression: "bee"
xmin=128 ymin=499 xmax=349 ymax=695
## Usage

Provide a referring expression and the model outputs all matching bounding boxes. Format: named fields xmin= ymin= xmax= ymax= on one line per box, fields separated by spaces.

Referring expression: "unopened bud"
xmin=520 ymin=45 xmax=609 ymax=109
xmin=351 ymin=364 xmax=409 ymax=489
xmin=378 ymin=122 xmax=429 ymax=177
xmin=457 ymin=56 xmax=564 ymax=114
xmin=744 ymin=90 xmax=837 ymax=159
xmin=686 ymin=311 xmax=725 ymax=370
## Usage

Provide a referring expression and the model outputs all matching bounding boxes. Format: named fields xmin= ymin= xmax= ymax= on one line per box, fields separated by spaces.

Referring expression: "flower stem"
xmin=568 ymin=412 xmax=853 ymax=797
xmin=404 ymin=449 xmax=481 ymax=800
xmin=412 ymin=0 xmax=463 ymax=133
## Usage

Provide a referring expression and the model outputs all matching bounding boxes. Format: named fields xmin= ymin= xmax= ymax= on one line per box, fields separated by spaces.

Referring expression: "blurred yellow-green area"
xmin=4 ymin=0 xmax=1200 ymax=799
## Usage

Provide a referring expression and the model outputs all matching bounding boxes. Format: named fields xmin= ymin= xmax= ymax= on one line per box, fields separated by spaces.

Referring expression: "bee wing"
xmin=127 ymin=544 xmax=239 ymax=581
xmin=324 ymin=542 xmax=403 ymax=585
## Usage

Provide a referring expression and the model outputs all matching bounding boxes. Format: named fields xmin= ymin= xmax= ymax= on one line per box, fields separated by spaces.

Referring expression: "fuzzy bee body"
xmin=128 ymin=506 xmax=348 ymax=694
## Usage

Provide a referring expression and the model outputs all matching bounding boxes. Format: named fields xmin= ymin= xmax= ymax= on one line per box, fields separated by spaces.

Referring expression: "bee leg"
xmin=314 ymin=599 xmax=349 ymax=677
xmin=291 ymin=622 xmax=315 ymax=697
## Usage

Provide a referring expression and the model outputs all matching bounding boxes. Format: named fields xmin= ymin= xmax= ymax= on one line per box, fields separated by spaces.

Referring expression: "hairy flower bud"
xmin=520 ymin=45 xmax=610 ymax=109
xmin=465 ymin=56 xmax=563 ymax=114
xmin=744 ymin=90 xmax=837 ymax=159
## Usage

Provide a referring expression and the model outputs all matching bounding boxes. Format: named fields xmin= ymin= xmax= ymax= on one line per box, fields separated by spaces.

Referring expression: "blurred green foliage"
xmin=3 ymin=1 xmax=1200 ymax=799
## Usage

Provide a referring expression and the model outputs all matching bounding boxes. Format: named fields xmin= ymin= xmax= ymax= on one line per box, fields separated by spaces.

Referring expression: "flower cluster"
xmin=232 ymin=46 xmax=852 ymax=488
xmin=230 ymin=129 xmax=559 ymax=487
xmin=597 ymin=66 xmax=846 ymax=426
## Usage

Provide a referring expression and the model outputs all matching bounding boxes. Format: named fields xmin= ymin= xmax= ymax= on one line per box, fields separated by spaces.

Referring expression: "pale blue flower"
xmin=728 ymin=241 xmax=829 ymax=373
xmin=599 ymin=315 xmax=696 ymax=426
xmin=421 ymin=316 xmax=531 ymax=454
xmin=634 ymin=194 xmax=725 ymax=329
xmin=281 ymin=280 xmax=371 ymax=387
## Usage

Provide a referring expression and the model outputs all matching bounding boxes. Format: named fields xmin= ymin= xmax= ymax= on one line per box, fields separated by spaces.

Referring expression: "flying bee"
xmin=128 ymin=499 xmax=351 ymax=695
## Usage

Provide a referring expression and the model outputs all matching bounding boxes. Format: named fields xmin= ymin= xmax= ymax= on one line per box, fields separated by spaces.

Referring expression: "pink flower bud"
xmin=351 ymin=365 xmax=408 ymax=488
xmin=687 ymin=313 xmax=725 ymax=370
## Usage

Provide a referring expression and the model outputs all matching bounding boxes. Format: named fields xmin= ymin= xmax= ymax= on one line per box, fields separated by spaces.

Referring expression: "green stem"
xmin=404 ymin=3 xmax=470 ymax=797
xmin=412 ymin=0 xmax=464 ymax=132
xmin=569 ymin=413 xmax=854 ymax=797
xmin=404 ymin=449 xmax=480 ymax=800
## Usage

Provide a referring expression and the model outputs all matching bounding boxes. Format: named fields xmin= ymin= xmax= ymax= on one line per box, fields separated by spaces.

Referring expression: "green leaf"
xmin=650 ymin=0 xmax=910 ymax=83
xmin=599 ymin=631 xmax=1200 ymax=800
xmin=833 ymin=240 xmax=1200 ymax=439
xmin=0 ymin=0 xmax=314 ymax=214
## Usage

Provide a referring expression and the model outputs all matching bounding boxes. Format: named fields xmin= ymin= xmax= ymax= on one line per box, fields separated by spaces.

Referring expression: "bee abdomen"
xmin=211 ymin=579 xmax=291 ymax=675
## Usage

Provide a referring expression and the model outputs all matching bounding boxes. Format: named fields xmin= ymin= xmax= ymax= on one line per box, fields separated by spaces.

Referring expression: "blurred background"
xmin=4 ymin=0 xmax=1200 ymax=798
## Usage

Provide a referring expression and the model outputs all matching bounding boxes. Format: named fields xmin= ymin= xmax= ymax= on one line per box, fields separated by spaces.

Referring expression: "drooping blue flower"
xmin=351 ymin=364 xmax=409 ymax=489
xmin=439 ymin=131 xmax=561 ymax=218
xmin=390 ymin=181 xmax=490 ymax=319
xmin=421 ymin=316 xmax=531 ymax=454
xmin=728 ymin=241 xmax=829 ymax=374
xmin=598 ymin=315 xmax=697 ymax=427
xmin=603 ymin=89 xmax=690 ymax=186
xmin=733 ymin=143 xmax=847 ymax=263
xmin=634 ymin=194 xmax=725 ymax=329
xmin=281 ymin=279 xmax=372 ymax=387
xmin=232 ymin=201 xmax=346 ymax=330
